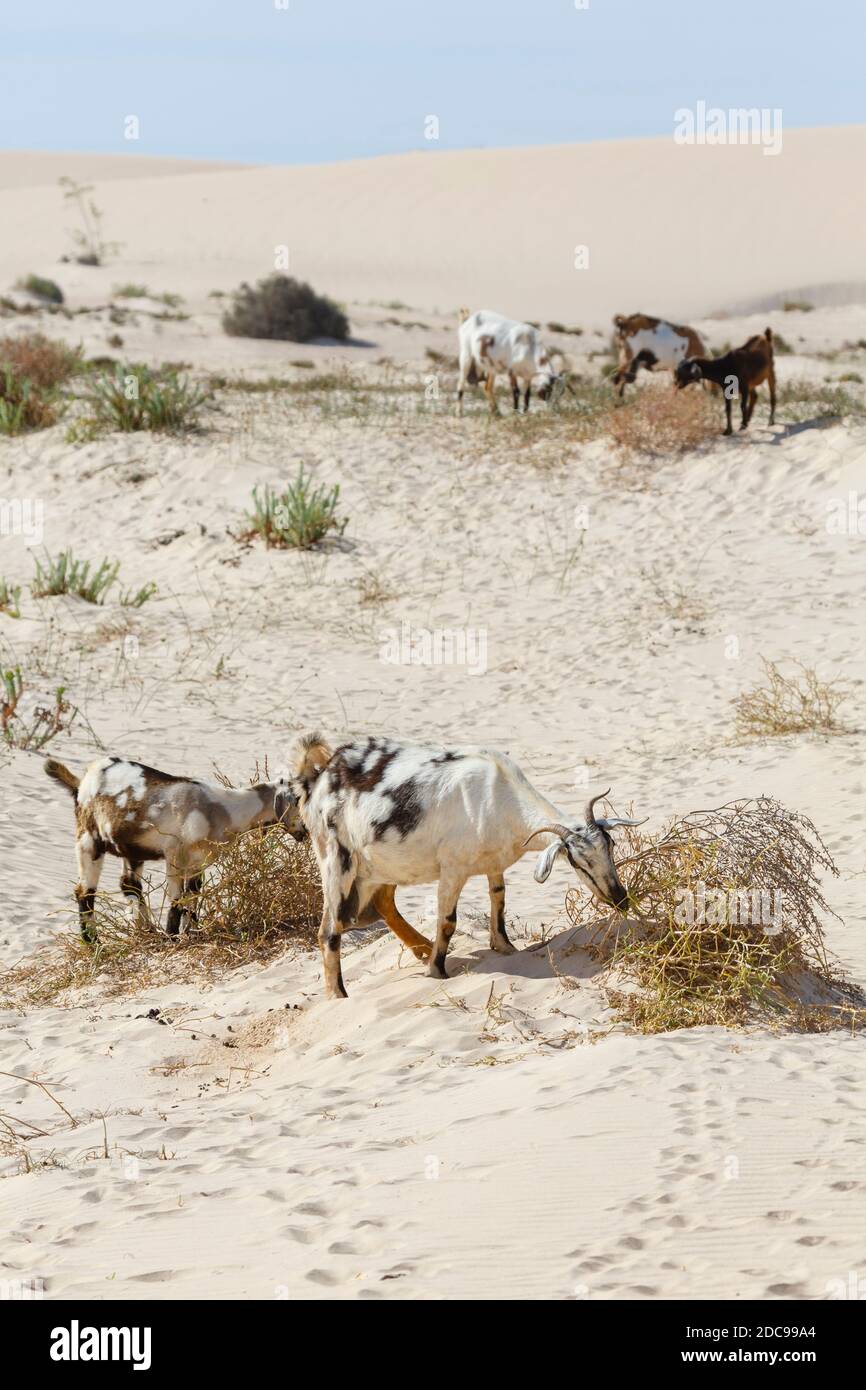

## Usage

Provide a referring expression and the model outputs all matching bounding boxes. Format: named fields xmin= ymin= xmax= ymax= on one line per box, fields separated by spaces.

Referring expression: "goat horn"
xmin=523 ymin=823 xmax=572 ymax=847
xmin=584 ymin=789 xmax=611 ymax=826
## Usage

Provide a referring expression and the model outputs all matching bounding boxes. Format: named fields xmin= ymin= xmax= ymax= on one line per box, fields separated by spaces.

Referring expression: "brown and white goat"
xmin=44 ymin=756 xmax=304 ymax=941
xmin=675 ymin=329 xmax=776 ymax=435
xmin=44 ymin=755 xmax=434 ymax=957
xmin=290 ymin=732 xmax=643 ymax=999
xmin=612 ymin=313 xmax=707 ymax=396
xmin=457 ymin=309 xmax=560 ymax=415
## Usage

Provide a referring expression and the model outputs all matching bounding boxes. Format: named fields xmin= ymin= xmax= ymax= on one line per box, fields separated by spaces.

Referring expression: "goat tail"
xmin=765 ymin=326 xmax=773 ymax=345
xmin=44 ymin=757 xmax=80 ymax=797
xmin=289 ymin=731 xmax=333 ymax=788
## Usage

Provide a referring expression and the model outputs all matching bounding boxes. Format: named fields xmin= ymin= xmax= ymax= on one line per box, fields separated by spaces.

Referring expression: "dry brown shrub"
xmin=0 ymin=827 xmax=321 ymax=1006
xmin=735 ymin=659 xmax=849 ymax=738
xmin=603 ymin=382 xmax=720 ymax=456
xmin=0 ymin=333 xmax=82 ymax=388
xmin=564 ymin=797 xmax=863 ymax=1034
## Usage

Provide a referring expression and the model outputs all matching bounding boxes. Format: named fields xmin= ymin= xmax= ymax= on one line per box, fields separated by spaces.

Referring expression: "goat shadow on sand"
xmin=766 ymin=415 xmax=846 ymax=442
xmin=435 ymin=922 xmax=614 ymax=986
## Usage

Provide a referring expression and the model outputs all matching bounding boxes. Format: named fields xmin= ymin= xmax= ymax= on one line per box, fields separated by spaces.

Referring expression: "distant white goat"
xmin=290 ymin=732 xmax=644 ymax=998
xmin=457 ymin=308 xmax=560 ymax=415
xmin=44 ymin=756 xmax=303 ymax=941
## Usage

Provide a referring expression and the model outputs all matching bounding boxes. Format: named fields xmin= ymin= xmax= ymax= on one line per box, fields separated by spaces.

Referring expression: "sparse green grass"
xmin=71 ymin=363 xmax=209 ymax=437
xmin=16 ymin=274 xmax=64 ymax=304
xmin=32 ymin=550 xmax=120 ymax=604
xmin=735 ymin=659 xmax=849 ymax=738
xmin=0 ymin=374 xmax=57 ymax=435
xmin=245 ymin=466 xmax=347 ymax=549
xmin=0 ymin=579 xmax=22 ymax=618
xmin=1 ymin=666 xmax=77 ymax=750
xmin=778 ymin=380 xmax=865 ymax=422
xmin=111 ymin=284 xmax=184 ymax=308
xmin=119 ymin=581 xmax=157 ymax=609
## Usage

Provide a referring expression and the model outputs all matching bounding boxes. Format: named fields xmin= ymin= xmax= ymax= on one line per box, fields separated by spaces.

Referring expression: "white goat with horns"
xmin=290 ymin=732 xmax=645 ymax=999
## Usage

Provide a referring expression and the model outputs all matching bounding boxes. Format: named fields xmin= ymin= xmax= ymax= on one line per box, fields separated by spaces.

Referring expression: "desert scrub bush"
xmin=32 ymin=550 xmax=119 ymax=604
xmin=603 ymin=380 xmax=719 ymax=455
xmin=0 ymin=824 xmax=320 ymax=1005
xmin=0 ymin=331 xmax=81 ymax=433
xmin=355 ymin=567 xmax=394 ymax=606
xmin=778 ymin=380 xmax=865 ymax=422
xmin=783 ymin=300 xmax=814 ymax=313
xmin=16 ymin=274 xmax=64 ymax=304
xmin=0 ymin=373 xmax=58 ymax=435
xmin=59 ymin=176 xmax=121 ymax=265
xmin=245 ymin=466 xmax=347 ymax=549
xmin=735 ymin=659 xmax=849 ymax=738
xmin=1 ymin=667 xmax=77 ymax=750
xmin=0 ymin=332 xmax=82 ymax=388
xmin=0 ymin=579 xmax=22 ymax=617
xmin=73 ymin=363 xmax=209 ymax=436
xmin=222 ymin=274 xmax=349 ymax=342
xmin=564 ymin=798 xmax=860 ymax=1033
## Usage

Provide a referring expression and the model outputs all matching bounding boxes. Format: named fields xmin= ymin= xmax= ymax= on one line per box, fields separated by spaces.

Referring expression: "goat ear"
xmin=596 ymin=816 xmax=647 ymax=831
xmin=534 ymin=839 xmax=567 ymax=883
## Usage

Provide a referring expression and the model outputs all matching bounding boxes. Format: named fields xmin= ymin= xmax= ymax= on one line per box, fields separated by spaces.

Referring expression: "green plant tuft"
xmin=245 ymin=466 xmax=348 ymax=549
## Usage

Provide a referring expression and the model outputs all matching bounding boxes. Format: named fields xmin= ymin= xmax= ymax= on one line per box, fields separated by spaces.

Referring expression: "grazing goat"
xmin=457 ymin=309 xmax=560 ymax=415
xmin=290 ymin=732 xmax=644 ymax=999
xmin=612 ymin=313 xmax=706 ymax=396
xmin=44 ymin=756 xmax=304 ymax=942
xmin=675 ymin=329 xmax=776 ymax=435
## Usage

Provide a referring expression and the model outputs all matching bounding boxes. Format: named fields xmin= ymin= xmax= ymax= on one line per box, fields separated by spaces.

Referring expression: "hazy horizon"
xmin=2 ymin=0 xmax=862 ymax=165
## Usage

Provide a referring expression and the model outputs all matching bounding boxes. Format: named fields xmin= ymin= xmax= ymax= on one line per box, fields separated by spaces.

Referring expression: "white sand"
xmin=1 ymin=133 xmax=865 ymax=1300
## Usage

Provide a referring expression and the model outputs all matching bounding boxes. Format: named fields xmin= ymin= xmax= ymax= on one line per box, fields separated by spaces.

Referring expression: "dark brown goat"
xmin=676 ymin=329 xmax=776 ymax=435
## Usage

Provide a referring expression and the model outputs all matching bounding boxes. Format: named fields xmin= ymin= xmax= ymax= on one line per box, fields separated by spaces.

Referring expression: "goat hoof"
xmin=427 ymin=961 xmax=448 ymax=980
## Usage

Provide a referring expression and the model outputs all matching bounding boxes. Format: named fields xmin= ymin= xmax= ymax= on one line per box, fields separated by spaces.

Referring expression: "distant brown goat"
xmin=676 ymin=329 xmax=776 ymax=435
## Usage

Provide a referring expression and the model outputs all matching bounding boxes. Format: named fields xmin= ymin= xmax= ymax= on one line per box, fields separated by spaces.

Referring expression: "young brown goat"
xmin=676 ymin=329 xmax=776 ymax=435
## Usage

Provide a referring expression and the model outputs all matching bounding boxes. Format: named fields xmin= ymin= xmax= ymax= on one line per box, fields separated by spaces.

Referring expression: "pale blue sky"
xmin=2 ymin=1 xmax=862 ymax=164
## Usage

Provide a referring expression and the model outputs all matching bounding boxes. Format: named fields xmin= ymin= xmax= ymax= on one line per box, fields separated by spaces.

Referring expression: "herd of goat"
xmin=41 ymin=303 xmax=779 ymax=995
xmin=458 ymin=307 xmax=776 ymax=434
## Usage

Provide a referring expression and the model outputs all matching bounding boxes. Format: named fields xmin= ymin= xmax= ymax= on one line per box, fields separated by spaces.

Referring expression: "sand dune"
xmin=0 ymin=127 xmax=864 ymax=324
